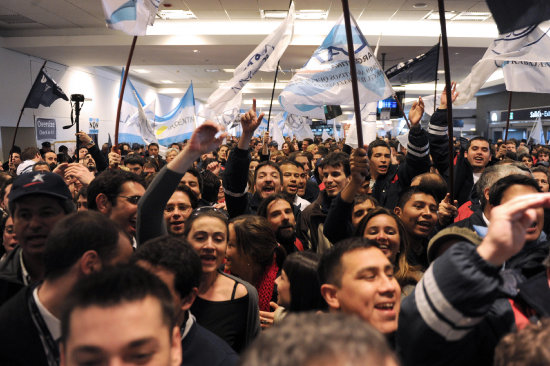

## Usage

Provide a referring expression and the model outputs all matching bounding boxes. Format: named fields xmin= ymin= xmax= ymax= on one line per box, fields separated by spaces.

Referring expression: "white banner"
xmin=101 ymin=0 xmax=161 ymax=36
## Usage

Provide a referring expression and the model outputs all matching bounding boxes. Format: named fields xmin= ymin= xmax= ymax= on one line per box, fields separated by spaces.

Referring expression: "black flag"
xmin=23 ymin=70 xmax=68 ymax=109
xmin=486 ymin=0 xmax=550 ymax=34
xmin=385 ymin=43 xmax=440 ymax=86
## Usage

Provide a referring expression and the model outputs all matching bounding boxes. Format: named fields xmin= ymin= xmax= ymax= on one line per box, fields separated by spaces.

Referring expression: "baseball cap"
xmin=9 ymin=171 xmax=74 ymax=214
xmin=427 ymin=226 xmax=482 ymax=263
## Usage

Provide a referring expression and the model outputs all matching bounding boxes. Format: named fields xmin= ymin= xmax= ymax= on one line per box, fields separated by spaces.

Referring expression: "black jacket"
xmin=372 ymin=123 xmax=430 ymax=210
xmin=182 ymin=319 xmax=239 ymax=366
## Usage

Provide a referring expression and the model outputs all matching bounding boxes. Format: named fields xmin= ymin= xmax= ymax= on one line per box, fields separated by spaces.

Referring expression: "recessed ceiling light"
xmin=413 ymin=3 xmax=427 ymax=9
xmin=423 ymin=11 xmax=456 ymax=20
xmin=453 ymin=12 xmax=492 ymax=21
xmin=437 ymin=70 xmax=445 ymax=74
xmin=205 ymin=68 xmax=220 ymax=72
xmin=193 ymin=49 xmax=199 ymax=53
xmin=222 ymin=68 xmax=235 ymax=73
xmin=160 ymin=80 xmax=175 ymax=84
xmin=133 ymin=69 xmax=150 ymax=74
xmin=260 ymin=9 xmax=328 ymax=20
xmin=157 ymin=10 xmax=196 ymax=20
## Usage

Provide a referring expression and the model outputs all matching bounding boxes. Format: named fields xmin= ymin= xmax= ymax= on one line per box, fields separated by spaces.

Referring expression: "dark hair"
xmin=494 ymin=318 xmax=550 ymax=366
xmin=353 ymin=194 xmax=379 ymax=208
xmin=124 ymin=155 xmax=145 ymax=167
xmin=240 ymin=312 xmax=397 ymax=366
xmin=257 ymin=193 xmax=293 ymax=219
xmin=505 ymin=138 xmax=518 ymax=147
xmin=320 ymin=152 xmax=350 ymax=176
xmin=174 ymin=183 xmax=198 ymax=208
xmin=537 ymin=147 xmax=550 ymax=158
xmin=32 ymin=161 xmax=50 ymax=171
xmin=396 ymin=185 xmax=437 ymax=209
xmin=183 ymin=207 xmax=229 ymax=239
xmin=288 ymin=152 xmax=311 ymax=166
xmin=87 ymin=169 xmax=145 ymax=210
xmin=230 ymin=215 xmax=285 ymax=269
xmin=467 ymin=136 xmax=490 ymax=151
xmin=200 ymin=170 xmax=220 ymax=203
xmin=489 ymin=174 xmax=541 ymax=207
xmin=367 ymin=140 xmax=391 ymax=159
xmin=518 ymin=153 xmax=533 ymax=163
xmin=531 ymin=165 xmax=550 ymax=181
xmin=133 ymin=235 xmax=202 ymax=299
xmin=44 ymin=211 xmax=122 ymax=279
xmin=354 ymin=207 xmax=422 ymax=288
xmin=253 ymin=161 xmax=283 ymax=185
xmin=185 ymin=168 xmax=203 ymax=194
xmin=148 ymin=142 xmax=159 ymax=150
xmin=411 ymin=172 xmax=448 ymax=203
xmin=60 ymin=265 xmax=175 ymax=344
xmin=318 ymin=237 xmax=377 ymax=287
xmin=278 ymin=159 xmax=304 ymax=171
xmin=21 ymin=147 xmax=40 ymax=161
xmin=283 ymin=252 xmax=326 ymax=312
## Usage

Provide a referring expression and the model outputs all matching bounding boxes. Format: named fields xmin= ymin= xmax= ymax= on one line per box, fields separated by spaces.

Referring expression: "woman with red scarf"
xmin=225 ymin=215 xmax=286 ymax=329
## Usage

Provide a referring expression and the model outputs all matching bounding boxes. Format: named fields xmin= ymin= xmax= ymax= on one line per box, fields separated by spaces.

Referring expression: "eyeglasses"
xmin=190 ymin=206 xmax=229 ymax=219
xmin=118 ymin=195 xmax=142 ymax=205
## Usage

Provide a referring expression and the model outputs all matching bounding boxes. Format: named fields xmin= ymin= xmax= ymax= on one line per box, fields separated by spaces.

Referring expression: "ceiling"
xmin=0 ymin=0 xmax=500 ymax=110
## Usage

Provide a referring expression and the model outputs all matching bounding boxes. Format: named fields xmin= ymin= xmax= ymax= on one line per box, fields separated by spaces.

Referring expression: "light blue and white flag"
xmin=203 ymin=2 xmax=295 ymax=121
xmin=285 ymin=113 xmax=314 ymax=141
xmin=155 ymin=83 xmax=196 ymax=145
xmin=279 ymin=14 xmax=393 ymax=118
xmin=269 ymin=112 xmax=286 ymax=149
xmin=119 ymin=91 xmax=158 ymax=145
xmin=101 ymin=0 xmax=162 ymax=36
xmin=456 ymin=21 xmax=550 ymax=105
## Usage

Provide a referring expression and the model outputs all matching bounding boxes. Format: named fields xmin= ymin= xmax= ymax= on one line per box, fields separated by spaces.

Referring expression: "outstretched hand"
xmin=477 ymin=192 xmax=550 ymax=266
xmin=440 ymin=82 xmax=458 ymax=110
xmin=241 ymin=99 xmax=265 ymax=137
xmin=409 ymin=97 xmax=424 ymax=126
xmin=187 ymin=121 xmax=227 ymax=156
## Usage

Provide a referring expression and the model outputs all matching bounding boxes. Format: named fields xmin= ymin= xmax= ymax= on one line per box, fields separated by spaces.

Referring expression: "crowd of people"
xmin=0 ymin=91 xmax=548 ymax=366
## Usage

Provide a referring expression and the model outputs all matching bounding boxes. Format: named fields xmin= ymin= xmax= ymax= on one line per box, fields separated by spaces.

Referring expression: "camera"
xmin=70 ymin=94 xmax=85 ymax=103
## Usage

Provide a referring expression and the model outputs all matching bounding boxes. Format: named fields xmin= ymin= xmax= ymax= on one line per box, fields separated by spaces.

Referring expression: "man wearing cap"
xmin=0 ymin=171 xmax=75 ymax=304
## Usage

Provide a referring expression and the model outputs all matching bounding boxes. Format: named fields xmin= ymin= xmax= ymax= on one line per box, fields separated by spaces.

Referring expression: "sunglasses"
xmin=118 ymin=195 xmax=142 ymax=205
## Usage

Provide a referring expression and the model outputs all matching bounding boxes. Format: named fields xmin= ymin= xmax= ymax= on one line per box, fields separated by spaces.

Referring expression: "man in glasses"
xmin=87 ymin=169 xmax=146 ymax=240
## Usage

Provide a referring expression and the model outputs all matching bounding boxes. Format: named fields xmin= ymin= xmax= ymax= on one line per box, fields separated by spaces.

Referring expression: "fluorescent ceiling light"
xmin=205 ymin=68 xmax=220 ymax=72
xmin=157 ymin=10 xmax=196 ymax=20
xmin=222 ymin=69 xmax=235 ymax=73
xmin=454 ymin=12 xmax=492 ymax=21
xmin=437 ymin=70 xmax=445 ymax=74
xmin=133 ymin=69 xmax=150 ymax=74
xmin=423 ymin=11 xmax=455 ymax=20
xmin=160 ymin=80 xmax=175 ymax=84
xmin=260 ymin=9 xmax=328 ymax=20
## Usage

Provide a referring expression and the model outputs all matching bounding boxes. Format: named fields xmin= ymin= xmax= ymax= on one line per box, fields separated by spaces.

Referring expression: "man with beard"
xmin=223 ymin=100 xmax=289 ymax=218
xmin=44 ymin=151 xmax=58 ymax=171
xmin=257 ymin=194 xmax=304 ymax=253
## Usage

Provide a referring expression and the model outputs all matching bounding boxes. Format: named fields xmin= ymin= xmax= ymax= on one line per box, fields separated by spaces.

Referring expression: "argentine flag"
xmin=101 ymin=0 xmax=162 ymax=36
xmin=279 ymin=14 xmax=393 ymax=119
xmin=155 ymin=83 xmax=196 ymax=146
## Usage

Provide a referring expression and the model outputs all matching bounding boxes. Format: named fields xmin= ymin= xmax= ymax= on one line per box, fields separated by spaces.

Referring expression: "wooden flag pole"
xmin=11 ymin=60 xmax=48 ymax=155
xmin=341 ymin=0 xmax=364 ymax=148
xmin=437 ymin=0 xmax=454 ymax=201
xmin=394 ymin=94 xmax=411 ymax=129
xmin=504 ymin=91 xmax=513 ymax=142
xmin=114 ymin=36 xmax=138 ymax=148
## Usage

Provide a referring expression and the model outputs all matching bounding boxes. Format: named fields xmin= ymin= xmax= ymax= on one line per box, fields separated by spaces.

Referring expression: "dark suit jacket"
xmin=0 ymin=287 xmax=48 ymax=366
xmin=181 ymin=321 xmax=239 ymax=366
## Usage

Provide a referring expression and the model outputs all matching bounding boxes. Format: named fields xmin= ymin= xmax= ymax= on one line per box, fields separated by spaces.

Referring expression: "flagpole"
xmin=433 ymin=35 xmax=441 ymax=114
xmin=394 ymin=94 xmax=411 ymax=129
xmin=10 ymin=60 xmax=48 ymax=156
xmin=341 ymin=0 xmax=364 ymax=148
xmin=266 ymin=0 xmax=293 ymax=133
xmin=114 ymin=36 xmax=138 ymax=148
xmin=437 ymin=0 xmax=454 ymax=202
xmin=504 ymin=91 xmax=513 ymax=141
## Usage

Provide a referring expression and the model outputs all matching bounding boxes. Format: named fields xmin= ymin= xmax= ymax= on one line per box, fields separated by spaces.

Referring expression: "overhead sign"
xmin=500 ymin=106 xmax=550 ymax=121
xmin=36 ymin=118 xmax=56 ymax=140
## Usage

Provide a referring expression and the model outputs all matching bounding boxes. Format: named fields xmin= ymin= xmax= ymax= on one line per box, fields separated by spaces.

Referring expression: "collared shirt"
xmin=19 ymin=250 xmax=31 ymax=286
xmin=181 ymin=312 xmax=196 ymax=341
xmin=293 ymin=195 xmax=310 ymax=212
xmin=33 ymin=287 xmax=61 ymax=341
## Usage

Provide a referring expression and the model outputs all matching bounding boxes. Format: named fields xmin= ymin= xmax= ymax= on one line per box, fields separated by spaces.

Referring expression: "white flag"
xmin=346 ymin=102 xmax=378 ymax=148
xmin=285 ymin=114 xmax=314 ymax=141
xmin=279 ymin=14 xmax=393 ymax=118
xmin=269 ymin=113 xmax=286 ymax=149
xmin=456 ymin=21 xmax=550 ymax=105
xmin=530 ymin=117 xmax=546 ymax=145
xmin=322 ymin=129 xmax=330 ymax=141
xmin=101 ymin=0 xmax=162 ymax=36
xmin=203 ymin=3 xmax=295 ymax=117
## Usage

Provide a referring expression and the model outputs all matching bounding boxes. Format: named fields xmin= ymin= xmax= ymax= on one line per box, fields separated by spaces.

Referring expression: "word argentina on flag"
xmin=455 ymin=21 xmax=550 ymax=105
xmin=154 ymin=83 xmax=196 ymax=146
xmin=24 ymin=69 xmax=68 ymax=109
xmin=202 ymin=2 xmax=295 ymax=123
xmin=279 ymin=14 xmax=393 ymax=118
xmin=101 ymin=0 xmax=162 ymax=36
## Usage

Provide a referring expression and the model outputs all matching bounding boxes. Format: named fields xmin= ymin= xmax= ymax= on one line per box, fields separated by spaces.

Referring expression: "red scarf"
xmin=257 ymin=256 xmax=279 ymax=312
